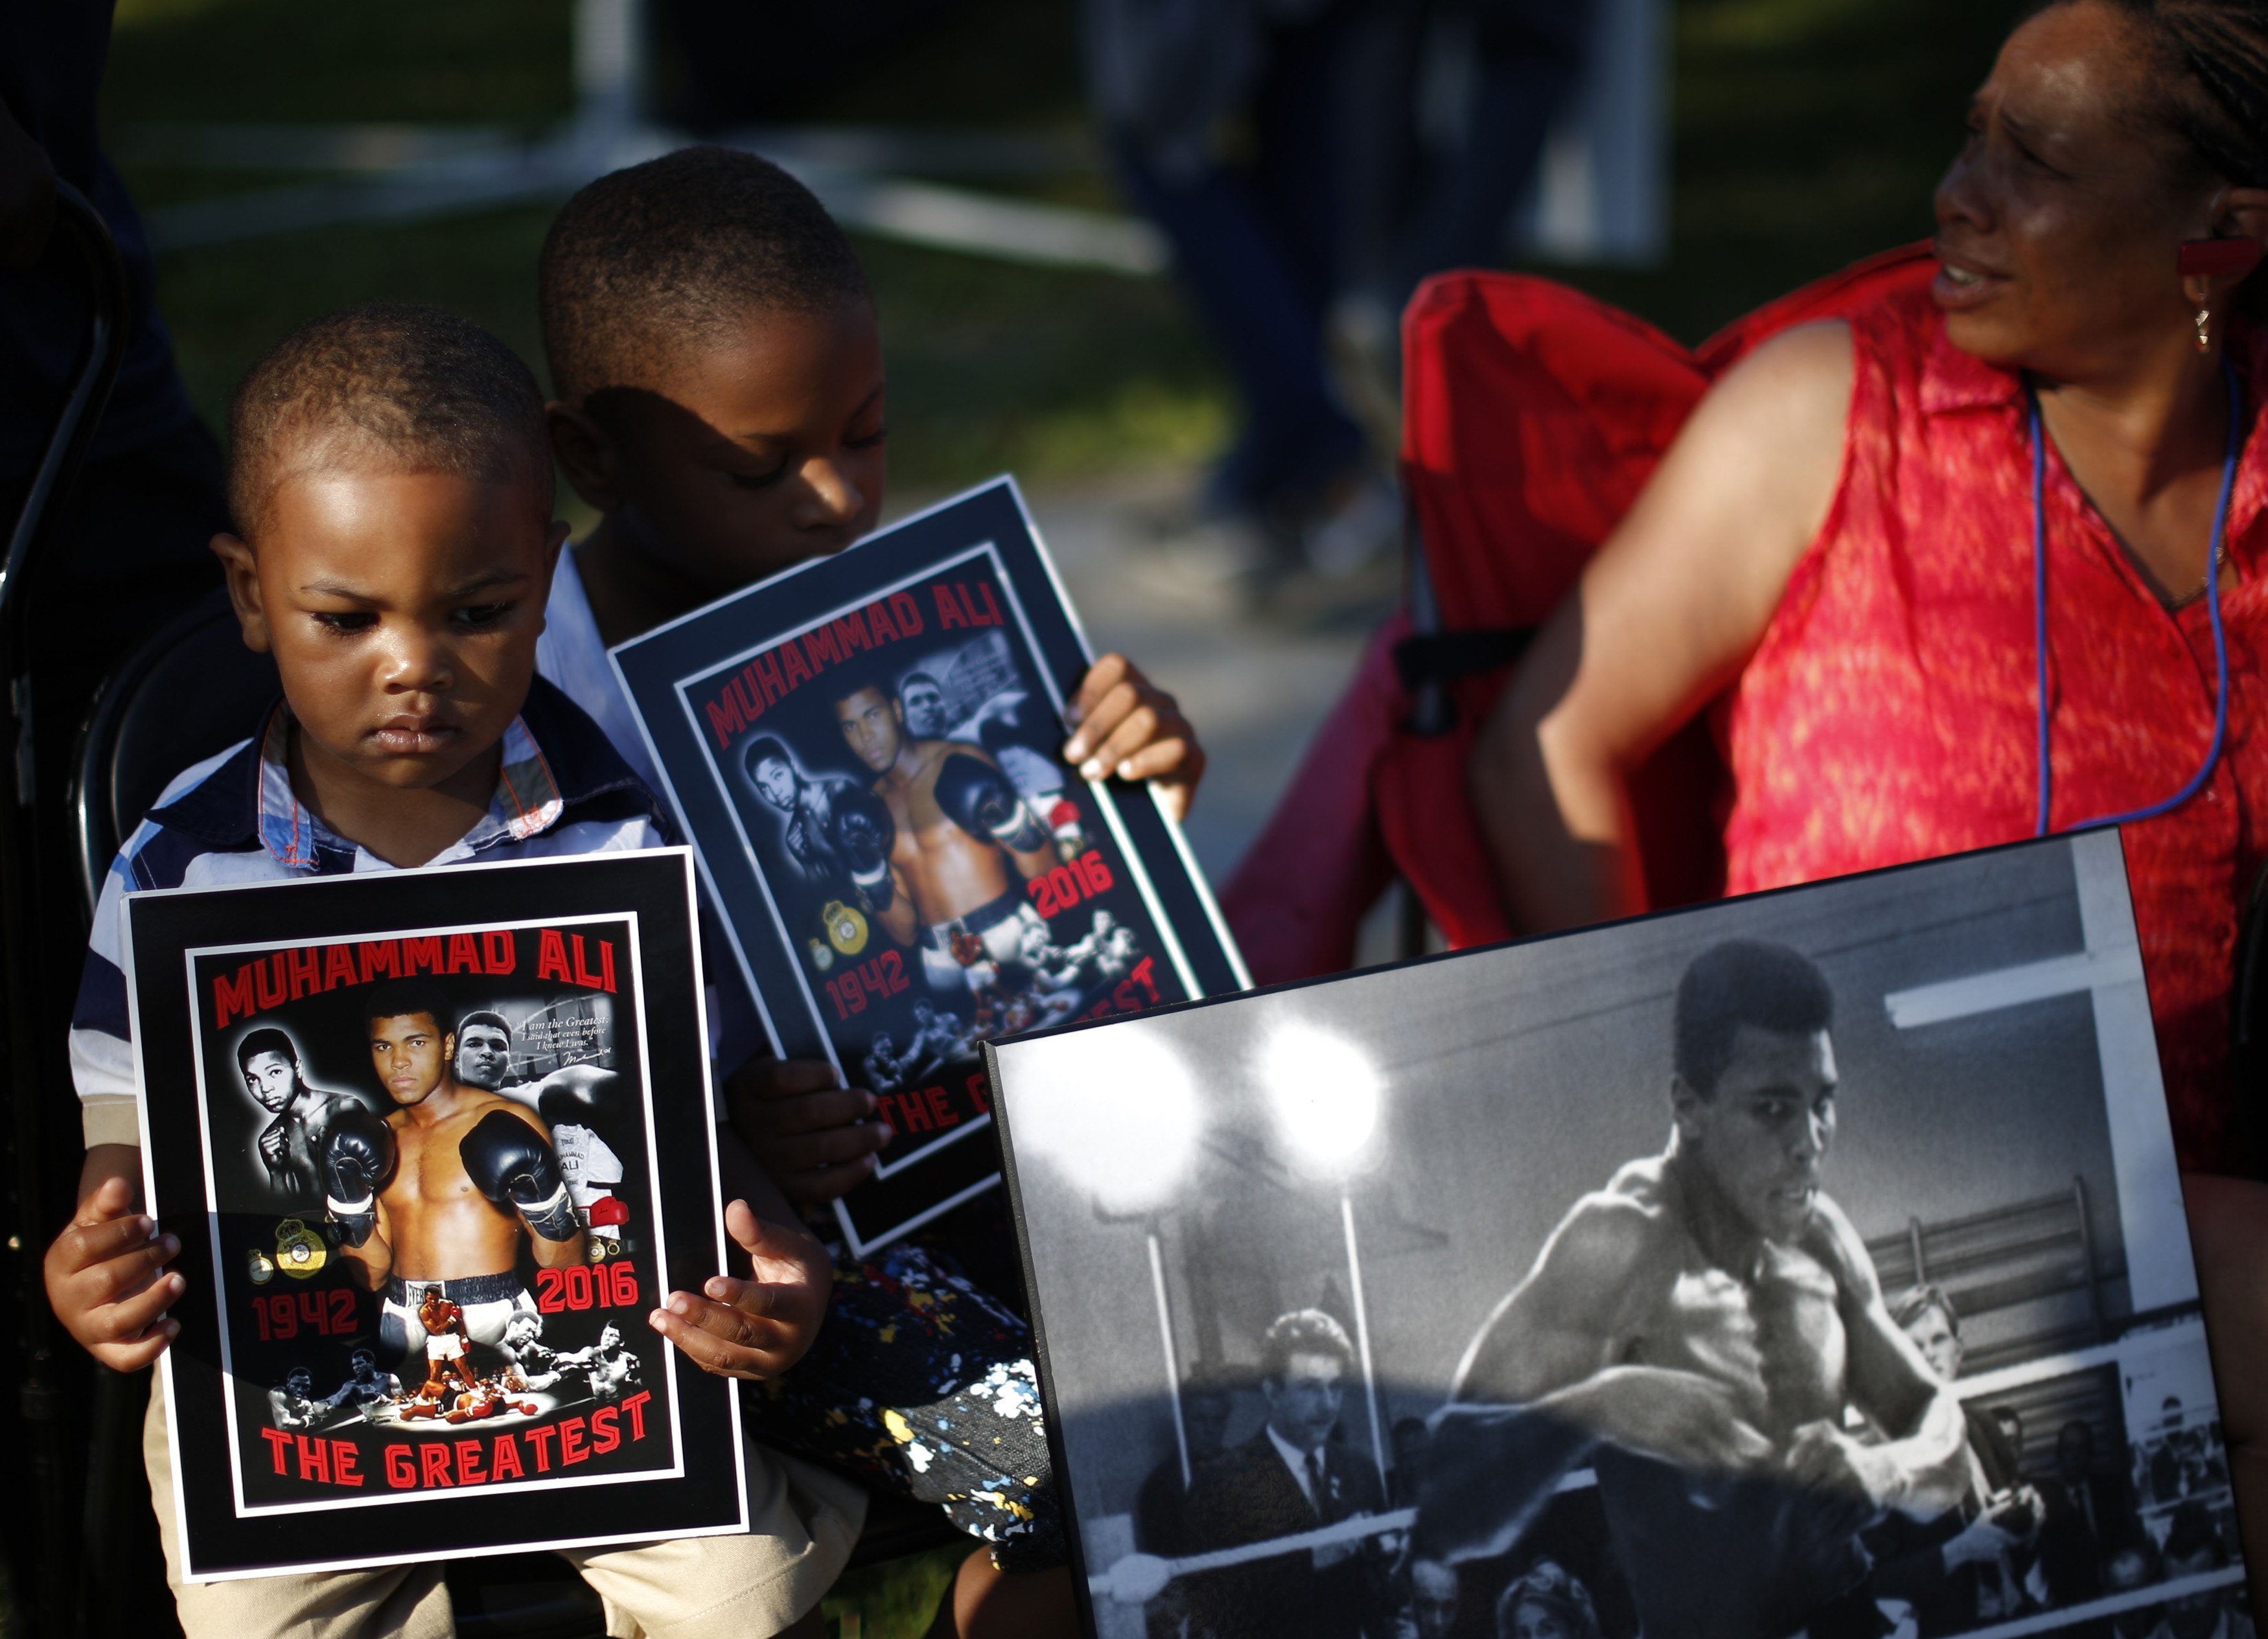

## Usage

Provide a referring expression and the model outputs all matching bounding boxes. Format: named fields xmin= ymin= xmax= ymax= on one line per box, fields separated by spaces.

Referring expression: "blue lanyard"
xmin=2030 ymin=356 xmax=2244 ymax=836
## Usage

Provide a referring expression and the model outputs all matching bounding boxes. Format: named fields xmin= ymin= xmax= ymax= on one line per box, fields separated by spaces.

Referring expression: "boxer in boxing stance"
xmin=321 ymin=1347 xmax=405 ymax=1422
xmin=1415 ymin=940 xmax=1967 ymax=1639
xmin=452 ymin=1012 xmax=629 ymax=1248
xmin=322 ymin=981 xmax=584 ymax=1368
xmin=832 ymin=670 xmax=1055 ymax=992
xmin=268 ymin=1366 xmax=329 ymax=1431
xmin=899 ymin=665 xmax=1083 ymax=861
xmin=744 ymin=734 xmax=869 ymax=892
xmin=235 ymin=1027 xmax=367 ymax=1213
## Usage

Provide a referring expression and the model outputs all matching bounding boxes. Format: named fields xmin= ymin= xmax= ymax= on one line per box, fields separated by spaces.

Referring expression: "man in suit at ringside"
xmin=1185 ymin=1309 xmax=1393 ymax=1639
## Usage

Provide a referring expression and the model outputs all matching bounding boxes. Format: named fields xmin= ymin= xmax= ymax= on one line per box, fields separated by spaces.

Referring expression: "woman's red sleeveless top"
xmin=1720 ymin=287 xmax=2268 ymax=1173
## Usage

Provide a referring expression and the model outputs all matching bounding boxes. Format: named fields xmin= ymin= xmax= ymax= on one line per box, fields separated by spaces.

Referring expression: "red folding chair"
xmin=1220 ymin=244 xmax=1940 ymax=984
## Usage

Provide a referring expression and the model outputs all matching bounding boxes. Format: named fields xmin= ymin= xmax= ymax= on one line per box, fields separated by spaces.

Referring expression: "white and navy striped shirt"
xmin=71 ymin=675 xmax=675 ymax=1148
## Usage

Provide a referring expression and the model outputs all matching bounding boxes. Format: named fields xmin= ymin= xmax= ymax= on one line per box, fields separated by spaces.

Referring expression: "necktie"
xmin=1307 ymin=1450 xmax=1328 ymax=1518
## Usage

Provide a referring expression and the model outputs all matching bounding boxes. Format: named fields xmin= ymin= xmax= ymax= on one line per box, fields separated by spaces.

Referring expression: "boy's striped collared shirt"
xmin=71 ymin=675 xmax=673 ymax=1147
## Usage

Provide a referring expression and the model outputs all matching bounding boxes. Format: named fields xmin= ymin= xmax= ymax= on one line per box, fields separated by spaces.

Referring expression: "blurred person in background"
xmin=1333 ymin=0 xmax=1595 ymax=399
xmin=1082 ymin=0 xmax=1399 ymax=593
xmin=0 ymin=1 xmax=226 ymax=742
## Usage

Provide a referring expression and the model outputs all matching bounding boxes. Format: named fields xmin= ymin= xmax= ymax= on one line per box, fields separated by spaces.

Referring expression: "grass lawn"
xmin=104 ymin=0 xmax=2025 ymax=507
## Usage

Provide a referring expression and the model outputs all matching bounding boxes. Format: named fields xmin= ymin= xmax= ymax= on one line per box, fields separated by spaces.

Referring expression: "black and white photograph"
xmin=989 ymin=832 xmax=2251 ymax=1639
xmin=613 ymin=478 xmax=1247 ymax=1255
xmin=126 ymin=852 xmax=748 ymax=1579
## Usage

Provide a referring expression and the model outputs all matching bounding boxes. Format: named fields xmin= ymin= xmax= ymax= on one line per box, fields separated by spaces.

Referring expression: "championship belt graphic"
xmin=822 ymin=899 xmax=869 ymax=957
xmin=273 ymin=1217 xmax=328 ymax=1279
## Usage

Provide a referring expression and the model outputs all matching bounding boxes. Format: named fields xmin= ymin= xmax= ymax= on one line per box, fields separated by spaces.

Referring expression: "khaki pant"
xmin=145 ymin=1376 xmax=866 ymax=1638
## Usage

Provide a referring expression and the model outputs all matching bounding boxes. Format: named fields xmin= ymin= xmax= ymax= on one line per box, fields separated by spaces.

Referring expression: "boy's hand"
xmin=650 ymin=1199 xmax=829 ymax=1381
xmin=1063 ymin=653 xmax=1205 ymax=824
xmin=724 ymin=1055 xmax=892 ymax=1205
xmin=45 ymin=1172 xmax=183 ymax=1371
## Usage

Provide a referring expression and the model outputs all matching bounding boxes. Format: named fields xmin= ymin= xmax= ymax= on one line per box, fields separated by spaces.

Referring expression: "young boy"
xmin=43 ymin=303 xmax=863 ymax=1639
xmin=535 ymin=148 xmax=1206 ymax=1636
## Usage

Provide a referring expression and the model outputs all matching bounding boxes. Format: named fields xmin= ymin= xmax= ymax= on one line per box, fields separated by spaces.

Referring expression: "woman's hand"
xmin=45 ymin=1148 xmax=182 ymax=1371
xmin=1063 ymin=653 xmax=1205 ymax=823
xmin=724 ymin=1055 xmax=891 ymax=1204
xmin=650 ymin=1198 xmax=831 ymax=1381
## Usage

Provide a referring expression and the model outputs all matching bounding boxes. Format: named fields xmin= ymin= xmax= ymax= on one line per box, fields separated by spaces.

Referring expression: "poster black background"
xmin=616 ymin=479 xmax=1245 ymax=1255
xmin=129 ymin=851 xmax=743 ymax=1577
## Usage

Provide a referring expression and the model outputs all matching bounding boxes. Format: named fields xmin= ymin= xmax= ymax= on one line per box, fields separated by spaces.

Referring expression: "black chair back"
xmin=71 ymin=588 xmax=277 ymax=915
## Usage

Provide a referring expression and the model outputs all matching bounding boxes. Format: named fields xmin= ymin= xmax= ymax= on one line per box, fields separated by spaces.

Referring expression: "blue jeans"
xmin=1108 ymin=10 xmax=1365 ymax=517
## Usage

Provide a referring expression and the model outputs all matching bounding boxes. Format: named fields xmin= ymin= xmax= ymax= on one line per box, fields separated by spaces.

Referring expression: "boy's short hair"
xmin=538 ymin=146 xmax=870 ymax=406
xmin=228 ymin=303 xmax=551 ymax=538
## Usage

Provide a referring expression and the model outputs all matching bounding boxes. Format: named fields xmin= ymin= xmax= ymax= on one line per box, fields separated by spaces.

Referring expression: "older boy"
xmin=43 ymin=304 xmax=862 ymax=1639
xmin=535 ymin=147 xmax=1199 ymax=1636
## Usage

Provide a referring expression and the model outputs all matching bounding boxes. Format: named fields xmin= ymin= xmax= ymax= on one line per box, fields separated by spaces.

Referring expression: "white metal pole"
xmin=1148 ymin=1230 xmax=1191 ymax=1488
xmin=1340 ymin=1193 xmax=1387 ymax=1489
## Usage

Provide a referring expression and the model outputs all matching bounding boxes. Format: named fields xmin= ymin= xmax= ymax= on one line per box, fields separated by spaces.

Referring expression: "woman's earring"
xmin=2178 ymin=239 xmax=2263 ymax=354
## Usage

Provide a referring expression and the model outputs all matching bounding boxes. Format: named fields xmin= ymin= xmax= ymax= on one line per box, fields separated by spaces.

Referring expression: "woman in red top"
xmin=1473 ymin=0 xmax=2268 ymax=1167
xmin=1471 ymin=0 xmax=2268 ymax=1565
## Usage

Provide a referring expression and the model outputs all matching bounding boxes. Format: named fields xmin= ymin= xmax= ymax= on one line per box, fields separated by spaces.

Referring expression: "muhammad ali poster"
xmin=613 ymin=478 xmax=1247 ymax=1257
xmin=123 ymin=851 xmax=745 ymax=1579
xmin=988 ymin=832 xmax=2255 ymax=1639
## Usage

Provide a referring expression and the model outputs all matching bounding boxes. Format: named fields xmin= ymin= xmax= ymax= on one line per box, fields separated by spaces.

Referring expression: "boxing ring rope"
xmin=1087 ymin=1507 xmax=1418 ymax=1603
xmin=1087 ymin=1509 xmax=2246 ymax=1631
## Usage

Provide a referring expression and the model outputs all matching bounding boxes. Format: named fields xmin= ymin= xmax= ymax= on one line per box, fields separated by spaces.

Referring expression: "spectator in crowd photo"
xmin=2150 ymin=1502 xmax=2254 ymax=1639
xmin=1185 ymin=1308 xmax=1392 ymax=1639
xmin=1394 ymin=1557 xmax=1461 ymax=1639
xmin=1493 ymin=1559 xmax=1604 ymax=1639
xmin=1137 ymin=1371 xmax=1239 ymax=1560
xmin=2037 ymin=1418 xmax=2140 ymax=1607
xmin=1135 ymin=1372 xmax=1236 ymax=1639
xmin=2096 ymin=1535 xmax=2171 ymax=1639
xmin=1866 ymin=1285 xmax=2043 ymax=1633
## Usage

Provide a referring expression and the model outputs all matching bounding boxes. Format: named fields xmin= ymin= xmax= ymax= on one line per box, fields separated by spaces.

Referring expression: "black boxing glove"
xmin=830 ymin=788 xmax=897 ymax=911
xmin=459 ymin=1110 xmax=579 ymax=1243
xmin=935 ymin=751 xmax=1048 ymax=853
xmin=323 ymin=1108 xmax=397 ymax=1248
